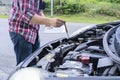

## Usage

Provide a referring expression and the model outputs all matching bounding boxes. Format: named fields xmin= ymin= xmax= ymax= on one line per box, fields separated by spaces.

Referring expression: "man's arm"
xmin=18 ymin=0 xmax=65 ymax=27
xmin=30 ymin=14 xmax=65 ymax=27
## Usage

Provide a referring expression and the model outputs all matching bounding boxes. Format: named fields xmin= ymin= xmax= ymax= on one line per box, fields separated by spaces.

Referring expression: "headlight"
xmin=9 ymin=67 xmax=45 ymax=80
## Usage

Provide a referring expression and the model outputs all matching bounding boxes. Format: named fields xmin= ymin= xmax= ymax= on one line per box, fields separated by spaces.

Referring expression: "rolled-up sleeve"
xmin=19 ymin=0 xmax=37 ymax=23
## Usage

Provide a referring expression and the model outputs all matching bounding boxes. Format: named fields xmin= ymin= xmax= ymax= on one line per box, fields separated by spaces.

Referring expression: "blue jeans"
xmin=9 ymin=32 xmax=40 ymax=65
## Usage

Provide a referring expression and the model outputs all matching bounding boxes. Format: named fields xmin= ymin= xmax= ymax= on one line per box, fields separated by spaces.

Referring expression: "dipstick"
xmin=64 ymin=23 xmax=69 ymax=38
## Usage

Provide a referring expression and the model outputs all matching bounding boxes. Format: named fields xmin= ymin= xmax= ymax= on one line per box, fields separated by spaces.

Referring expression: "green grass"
xmin=0 ymin=14 xmax=118 ymax=24
xmin=0 ymin=15 xmax=8 ymax=18
xmin=47 ymin=13 xmax=118 ymax=24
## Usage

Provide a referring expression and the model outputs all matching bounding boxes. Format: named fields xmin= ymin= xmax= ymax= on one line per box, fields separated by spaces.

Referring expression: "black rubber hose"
xmin=103 ymin=25 xmax=120 ymax=64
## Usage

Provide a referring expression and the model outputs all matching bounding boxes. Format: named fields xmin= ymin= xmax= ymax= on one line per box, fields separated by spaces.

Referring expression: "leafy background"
xmin=45 ymin=0 xmax=120 ymax=18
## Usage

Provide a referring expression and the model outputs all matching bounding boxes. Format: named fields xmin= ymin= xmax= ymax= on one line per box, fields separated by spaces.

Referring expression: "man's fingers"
xmin=56 ymin=19 xmax=66 ymax=27
xmin=56 ymin=22 xmax=63 ymax=27
xmin=57 ymin=19 xmax=65 ymax=24
xmin=49 ymin=18 xmax=65 ymax=27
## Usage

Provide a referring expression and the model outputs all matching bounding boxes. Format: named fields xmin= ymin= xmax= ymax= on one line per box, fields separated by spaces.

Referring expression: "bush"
xmin=95 ymin=2 xmax=120 ymax=18
xmin=44 ymin=0 xmax=120 ymax=18
xmin=107 ymin=0 xmax=120 ymax=3
xmin=54 ymin=0 xmax=87 ymax=14
xmin=96 ymin=0 xmax=120 ymax=3
xmin=96 ymin=8 xmax=116 ymax=16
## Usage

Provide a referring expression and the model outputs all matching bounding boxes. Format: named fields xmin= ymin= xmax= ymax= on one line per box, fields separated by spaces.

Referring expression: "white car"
xmin=8 ymin=21 xmax=120 ymax=80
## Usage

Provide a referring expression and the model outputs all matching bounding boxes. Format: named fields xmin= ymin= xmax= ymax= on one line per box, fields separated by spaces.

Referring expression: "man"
xmin=8 ymin=0 xmax=65 ymax=65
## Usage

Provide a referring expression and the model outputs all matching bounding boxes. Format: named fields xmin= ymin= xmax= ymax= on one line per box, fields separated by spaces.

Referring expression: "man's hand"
xmin=49 ymin=18 xmax=65 ymax=27
xmin=30 ymin=14 xmax=65 ymax=27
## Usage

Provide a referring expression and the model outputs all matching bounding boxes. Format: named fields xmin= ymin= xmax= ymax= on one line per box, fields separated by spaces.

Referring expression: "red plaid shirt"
xmin=8 ymin=0 xmax=42 ymax=44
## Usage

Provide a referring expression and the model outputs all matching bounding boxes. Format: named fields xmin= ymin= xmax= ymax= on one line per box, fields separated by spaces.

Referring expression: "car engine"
xmin=18 ymin=22 xmax=120 ymax=78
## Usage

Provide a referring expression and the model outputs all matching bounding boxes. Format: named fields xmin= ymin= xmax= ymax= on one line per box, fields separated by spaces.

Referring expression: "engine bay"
xmin=20 ymin=22 xmax=120 ymax=78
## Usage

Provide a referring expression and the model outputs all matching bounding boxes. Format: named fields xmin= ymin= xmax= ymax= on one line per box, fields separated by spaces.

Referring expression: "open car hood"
xmin=8 ymin=21 xmax=120 ymax=80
